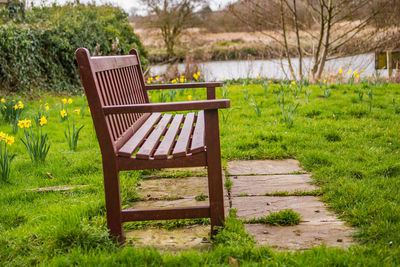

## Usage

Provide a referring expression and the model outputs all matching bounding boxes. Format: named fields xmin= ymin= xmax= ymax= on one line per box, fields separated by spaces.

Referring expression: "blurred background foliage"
xmin=0 ymin=2 xmax=148 ymax=92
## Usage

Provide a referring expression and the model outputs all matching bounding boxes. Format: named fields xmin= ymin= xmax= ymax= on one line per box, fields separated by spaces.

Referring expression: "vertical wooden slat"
xmin=127 ymin=67 xmax=144 ymax=104
xmin=97 ymin=72 xmax=118 ymax=141
xmin=110 ymin=69 xmax=130 ymax=131
xmin=103 ymin=71 xmax=123 ymax=138
xmin=115 ymin=68 xmax=135 ymax=125
xmin=122 ymin=66 xmax=141 ymax=121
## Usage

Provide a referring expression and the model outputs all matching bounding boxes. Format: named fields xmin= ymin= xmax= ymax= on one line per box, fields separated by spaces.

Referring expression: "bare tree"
xmin=140 ymin=0 xmax=203 ymax=59
xmin=230 ymin=0 xmax=391 ymax=81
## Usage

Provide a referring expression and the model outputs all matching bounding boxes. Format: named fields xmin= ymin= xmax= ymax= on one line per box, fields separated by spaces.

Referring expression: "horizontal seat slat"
xmin=172 ymin=112 xmax=195 ymax=158
xmin=136 ymin=113 xmax=173 ymax=159
xmin=154 ymin=114 xmax=184 ymax=159
xmin=118 ymin=113 xmax=162 ymax=157
xmin=91 ymin=55 xmax=139 ymax=72
xmin=190 ymin=110 xmax=205 ymax=154
xmin=121 ymin=206 xmax=210 ymax=222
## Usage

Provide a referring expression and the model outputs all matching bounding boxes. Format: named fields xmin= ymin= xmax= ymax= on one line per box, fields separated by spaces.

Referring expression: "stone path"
xmin=125 ymin=160 xmax=353 ymax=250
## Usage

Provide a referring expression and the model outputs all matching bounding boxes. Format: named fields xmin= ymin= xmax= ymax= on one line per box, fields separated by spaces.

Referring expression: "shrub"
xmin=0 ymin=3 xmax=147 ymax=92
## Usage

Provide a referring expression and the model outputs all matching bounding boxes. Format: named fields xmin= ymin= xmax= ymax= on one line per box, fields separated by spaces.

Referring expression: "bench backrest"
xmin=75 ymin=48 xmax=149 ymax=155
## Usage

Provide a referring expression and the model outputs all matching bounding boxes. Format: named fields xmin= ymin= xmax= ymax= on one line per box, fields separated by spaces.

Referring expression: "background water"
xmin=149 ymin=53 xmax=391 ymax=80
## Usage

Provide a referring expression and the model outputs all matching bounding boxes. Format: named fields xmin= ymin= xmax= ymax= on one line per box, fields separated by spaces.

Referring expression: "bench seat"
xmin=118 ymin=111 xmax=205 ymax=159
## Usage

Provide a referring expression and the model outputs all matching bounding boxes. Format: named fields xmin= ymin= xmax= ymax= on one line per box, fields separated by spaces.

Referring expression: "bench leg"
xmin=205 ymin=110 xmax=225 ymax=236
xmin=103 ymin=160 xmax=125 ymax=243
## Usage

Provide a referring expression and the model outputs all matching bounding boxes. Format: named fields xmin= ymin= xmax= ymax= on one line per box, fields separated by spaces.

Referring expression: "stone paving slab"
xmin=137 ymin=177 xmax=209 ymax=200
xmin=230 ymin=174 xmax=317 ymax=196
xmin=126 ymin=225 xmax=211 ymax=251
xmin=231 ymin=196 xmax=342 ymax=224
xmin=124 ymin=159 xmax=353 ymax=250
xmin=227 ymin=159 xmax=303 ymax=175
xmin=245 ymin=223 xmax=352 ymax=249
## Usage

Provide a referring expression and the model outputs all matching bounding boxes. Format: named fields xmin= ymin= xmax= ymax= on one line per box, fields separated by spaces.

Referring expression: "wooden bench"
xmin=75 ymin=48 xmax=230 ymax=242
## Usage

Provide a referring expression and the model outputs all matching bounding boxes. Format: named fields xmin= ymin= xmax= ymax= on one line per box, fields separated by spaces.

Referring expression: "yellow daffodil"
xmin=60 ymin=109 xmax=67 ymax=118
xmin=324 ymin=79 xmax=327 ymax=83
xmin=171 ymin=79 xmax=177 ymax=84
xmin=17 ymin=120 xmax=24 ymax=128
xmin=354 ymin=71 xmax=358 ymax=76
xmin=268 ymin=80 xmax=272 ymax=84
xmin=39 ymin=116 xmax=47 ymax=126
xmin=13 ymin=104 xmax=18 ymax=110
xmin=45 ymin=104 xmax=50 ymax=111
xmin=62 ymin=98 xmax=67 ymax=104
xmin=18 ymin=101 xmax=24 ymax=109
xmin=348 ymin=70 xmax=352 ymax=74
xmin=5 ymin=135 xmax=14 ymax=145
xmin=18 ymin=119 xmax=31 ymax=128
xmin=193 ymin=73 xmax=199 ymax=80
xmin=291 ymin=81 xmax=296 ymax=85
xmin=356 ymin=74 xmax=360 ymax=79
xmin=155 ymin=76 xmax=160 ymax=80
xmin=187 ymin=95 xmax=193 ymax=101
xmin=339 ymin=69 xmax=343 ymax=74
xmin=361 ymin=69 xmax=364 ymax=72
xmin=67 ymin=98 xmax=72 ymax=104
xmin=1 ymin=98 xmax=5 ymax=103
xmin=0 ymin=132 xmax=14 ymax=146
xmin=23 ymin=120 xmax=31 ymax=128
xmin=180 ymin=77 xmax=185 ymax=83
xmin=222 ymin=77 xmax=226 ymax=80
xmin=88 ymin=107 xmax=91 ymax=114
xmin=74 ymin=109 xmax=81 ymax=115
xmin=257 ymin=75 xmax=261 ymax=80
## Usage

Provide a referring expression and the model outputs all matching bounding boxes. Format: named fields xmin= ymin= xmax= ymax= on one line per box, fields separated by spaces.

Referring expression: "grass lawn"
xmin=1 ymin=81 xmax=400 ymax=266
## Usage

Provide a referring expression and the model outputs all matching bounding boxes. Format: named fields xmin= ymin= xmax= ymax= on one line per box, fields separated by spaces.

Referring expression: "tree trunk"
xmin=280 ymin=0 xmax=296 ymax=80
xmin=292 ymin=0 xmax=303 ymax=80
xmin=316 ymin=0 xmax=332 ymax=80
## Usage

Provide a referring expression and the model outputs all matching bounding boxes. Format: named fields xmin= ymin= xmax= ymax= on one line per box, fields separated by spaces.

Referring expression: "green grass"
xmin=1 ymin=82 xmax=400 ymax=265
xmin=244 ymin=209 xmax=302 ymax=226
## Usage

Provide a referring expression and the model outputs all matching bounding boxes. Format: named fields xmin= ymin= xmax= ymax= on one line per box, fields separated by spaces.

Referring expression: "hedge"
xmin=0 ymin=3 xmax=147 ymax=92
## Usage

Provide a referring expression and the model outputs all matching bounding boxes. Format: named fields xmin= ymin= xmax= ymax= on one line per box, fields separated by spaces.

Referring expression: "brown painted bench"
xmin=75 ymin=48 xmax=230 ymax=242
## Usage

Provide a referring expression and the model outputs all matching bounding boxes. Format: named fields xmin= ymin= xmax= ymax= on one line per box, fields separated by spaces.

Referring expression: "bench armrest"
xmin=145 ymin=82 xmax=223 ymax=90
xmin=145 ymin=82 xmax=222 ymax=100
xmin=103 ymin=99 xmax=230 ymax=114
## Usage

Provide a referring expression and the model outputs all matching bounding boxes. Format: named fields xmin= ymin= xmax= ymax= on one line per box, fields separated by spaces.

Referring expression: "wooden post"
xmin=204 ymin=109 xmax=225 ymax=236
xmin=387 ymin=50 xmax=393 ymax=78
xmin=102 ymin=158 xmax=125 ymax=243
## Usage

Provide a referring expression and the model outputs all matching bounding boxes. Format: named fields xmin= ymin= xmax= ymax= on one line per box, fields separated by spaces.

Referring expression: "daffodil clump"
xmin=20 ymin=116 xmax=50 ymax=163
xmin=0 ymin=131 xmax=15 ymax=182
xmin=64 ymin=109 xmax=84 ymax=151
xmin=193 ymin=72 xmax=200 ymax=81
xmin=34 ymin=103 xmax=50 ymax=128
xmin=0 ymin=99 xmax=24 ymax=132
xmin=60 ymin=98 xmax=73 ymax=121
